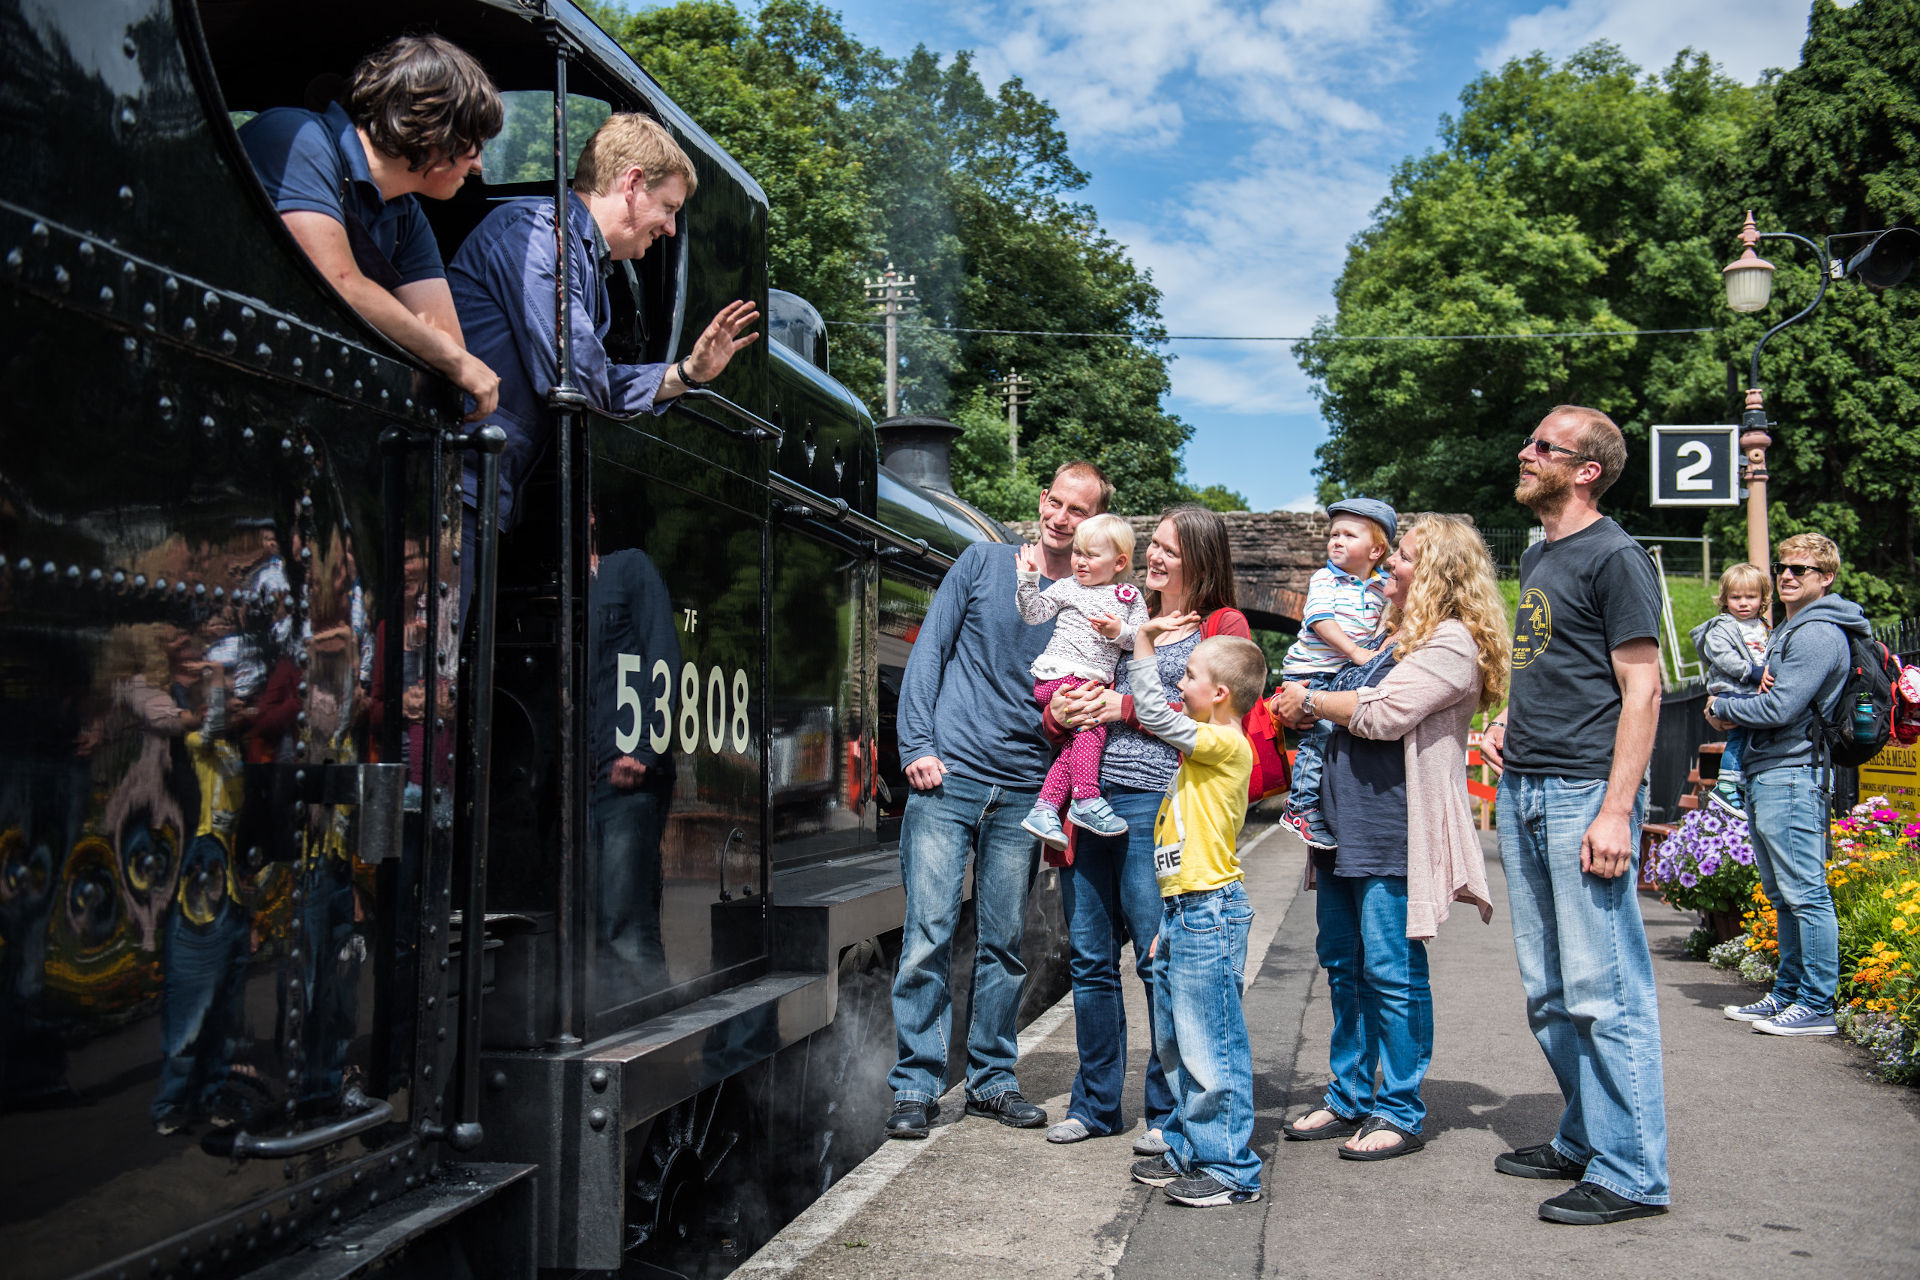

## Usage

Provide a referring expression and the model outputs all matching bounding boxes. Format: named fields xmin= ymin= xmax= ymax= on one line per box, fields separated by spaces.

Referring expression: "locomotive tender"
xmin=0 ymin=2 xmax=1064 ymax=1275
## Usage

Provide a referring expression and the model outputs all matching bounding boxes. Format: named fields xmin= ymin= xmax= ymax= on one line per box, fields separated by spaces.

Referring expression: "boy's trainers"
xmin=1164 ymin=1172 xmax=1261 ymax=1207
xmin=1724 ymin=991 xmax=1789 ymax=1022
xmin=1021 ymin=803 xmax=1069 ymax=850
xmin=1707 ymin=780 xmax=1745 ymax=817
xmin=1753 ymin=1003 xmax=1838 ymax=1036
xmin=1130 ymin=1154 xmax=1181 ymax=1187
xmin=1280 ymin=807 xmax=1336 ymax=852
xmin=1067 ymin=796 xmax=1127 ymax=838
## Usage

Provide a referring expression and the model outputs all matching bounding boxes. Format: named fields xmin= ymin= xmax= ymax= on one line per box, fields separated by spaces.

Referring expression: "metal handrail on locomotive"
xmin=0 ymin=2 xmax=1067 ymax=1276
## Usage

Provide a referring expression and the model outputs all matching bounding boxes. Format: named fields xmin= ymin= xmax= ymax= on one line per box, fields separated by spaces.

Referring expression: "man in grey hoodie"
xmin=1707 ymin=532 xmax=1872 ymax=1037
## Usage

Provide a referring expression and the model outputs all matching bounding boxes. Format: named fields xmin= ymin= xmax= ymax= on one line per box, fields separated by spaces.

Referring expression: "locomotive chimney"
xmin=875 ymin=415 xmax=963 ymax=496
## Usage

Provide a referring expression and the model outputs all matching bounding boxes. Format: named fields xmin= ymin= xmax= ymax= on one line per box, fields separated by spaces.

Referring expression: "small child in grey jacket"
xmin=1689 ymin=562 xmax=1772 ymax=814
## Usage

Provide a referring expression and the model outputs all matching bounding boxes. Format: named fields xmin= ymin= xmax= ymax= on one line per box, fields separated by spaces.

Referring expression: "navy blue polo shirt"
xmin=239 ymin=102 xmax=445 ymax=286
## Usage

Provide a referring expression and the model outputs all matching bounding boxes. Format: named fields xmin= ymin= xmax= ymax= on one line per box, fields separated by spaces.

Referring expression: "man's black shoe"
xmin=885 ymin=1098 xmax=938 ymax=1140
xmin=965 ymin=1090 xmax=1047 ymax=1128
xmin=1538 ymin=1181 xmax=1669 ymax=1225
xmin=1494 ymin=1141 xmax=1587 ymax=1180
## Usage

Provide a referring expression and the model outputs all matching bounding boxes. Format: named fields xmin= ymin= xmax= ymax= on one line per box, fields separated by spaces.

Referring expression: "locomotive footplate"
xmin=241 ymin=1163 xmax=537 ymax=1280
xmin=471 ymin=973 xmax=833 ymax=1271
xmin=768 ymin=846 xmax=921 ymax=973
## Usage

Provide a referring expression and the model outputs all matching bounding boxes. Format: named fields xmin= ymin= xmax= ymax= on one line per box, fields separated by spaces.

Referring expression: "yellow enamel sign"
xmin=1859 ymin=741 xmax=1920 ymax=820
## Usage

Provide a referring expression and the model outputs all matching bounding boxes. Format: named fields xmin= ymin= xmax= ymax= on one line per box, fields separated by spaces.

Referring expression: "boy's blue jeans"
xmin=1745 ymin=765 xmax=1838 ymax=1014
xmin=1154 ymin=882 xmax=1261 ymax=1193
xmin=1284 ymin=672 xmax=1335 ymax=814
xmin=1059 ymin=786 xmax=1173 ymax=1135
xmin=889 ymin=774 xmax=1041 ymax=1104
xmin=1718 ymin=726 xmax=1749 ymax=784
xmin=1497 ymin=773 xmax=1669 ymax=1205
xmin=1315 ymin=873 xmax=1432 ymax=1133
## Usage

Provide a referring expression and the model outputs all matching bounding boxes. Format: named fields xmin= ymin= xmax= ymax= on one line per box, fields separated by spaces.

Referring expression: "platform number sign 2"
xmin=1650 ymin=425 xmax=1739 ymax=507
xmin=615 ymin=655 xmax=751 ymax=757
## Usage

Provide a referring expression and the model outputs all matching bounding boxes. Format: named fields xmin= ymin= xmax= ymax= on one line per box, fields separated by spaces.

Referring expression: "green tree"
xmin=1298 ymin=4 xmax=1919 ymax=618
xmin=1716 ymin=0 xmax=1920 ymax=614
xmin=1296 ymin=44 xmax=1765 ymax=530
xmin=1191 ymin=484 xmax=1250 ymax=512
xmin=585 ymin=2 xmax=1196 ymax=514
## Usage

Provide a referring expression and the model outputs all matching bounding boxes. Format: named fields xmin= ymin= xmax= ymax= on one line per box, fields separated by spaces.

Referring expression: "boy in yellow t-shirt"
xmin=1124 ymin=613 xmax=1266 ymax=1207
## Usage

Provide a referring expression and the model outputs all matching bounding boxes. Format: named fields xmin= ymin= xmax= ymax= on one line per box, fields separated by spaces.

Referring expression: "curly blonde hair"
xmin=1381 ymin=514 xmax=1510 ymax=712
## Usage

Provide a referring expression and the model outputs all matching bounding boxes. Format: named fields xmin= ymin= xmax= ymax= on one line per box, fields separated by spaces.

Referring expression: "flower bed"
xmin=1707 ymin=798 xmax=1920 ymax=1084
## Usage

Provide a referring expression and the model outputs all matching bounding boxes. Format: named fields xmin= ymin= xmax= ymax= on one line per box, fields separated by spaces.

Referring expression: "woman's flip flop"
xmin=1337 ymin=1114 xmax=1426 ymax=1161
xmin=1282 ymin=1109 xmax=1360 ymax=1141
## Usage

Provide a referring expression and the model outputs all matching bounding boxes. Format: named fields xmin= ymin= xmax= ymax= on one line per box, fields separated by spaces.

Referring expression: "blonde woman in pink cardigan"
xmin=1270 ymin=514 xmax=1508 ymax=1160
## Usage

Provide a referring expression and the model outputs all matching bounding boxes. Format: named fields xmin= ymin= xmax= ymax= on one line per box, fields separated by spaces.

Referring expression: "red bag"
xmin=1203 ymin=609 xmax=1290 ymax=803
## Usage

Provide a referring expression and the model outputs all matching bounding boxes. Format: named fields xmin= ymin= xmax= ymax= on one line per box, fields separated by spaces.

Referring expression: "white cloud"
xmin=1480 ymin=0 xmax=1822 ymax=83
xmin=955 ymin=0 xmax=1411 ymax=147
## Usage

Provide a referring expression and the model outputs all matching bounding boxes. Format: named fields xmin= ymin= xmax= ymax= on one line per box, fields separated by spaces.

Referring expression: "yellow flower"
xmin=1902 ymin=881 xmax=1919 ymax=893
xmin=1895 ymin=918 xmax=1910 ymax=933
xmin=1887 ymin=888 xmax=1900 ymax=900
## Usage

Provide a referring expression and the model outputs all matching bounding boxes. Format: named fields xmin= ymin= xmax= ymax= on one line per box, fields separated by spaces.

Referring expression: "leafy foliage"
xmin=585 ymin=1 xmax=1196 ymax=513
xmin=1299 ymin=1 xmax=1919 ymax=617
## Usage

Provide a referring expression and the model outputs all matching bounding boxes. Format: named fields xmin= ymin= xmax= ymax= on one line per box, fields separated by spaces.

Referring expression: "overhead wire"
xmin=820 ymin=321 xmax=1718 ymax=342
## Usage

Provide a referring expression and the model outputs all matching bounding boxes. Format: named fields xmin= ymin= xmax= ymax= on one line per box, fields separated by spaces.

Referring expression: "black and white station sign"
xmin=1650 ymin=424 xmax=1739 ymax=506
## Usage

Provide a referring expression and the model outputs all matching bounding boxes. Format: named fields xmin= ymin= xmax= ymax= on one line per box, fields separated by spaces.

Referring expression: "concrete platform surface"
xmin=740 ymin=825 xmax=1920 ymax=1280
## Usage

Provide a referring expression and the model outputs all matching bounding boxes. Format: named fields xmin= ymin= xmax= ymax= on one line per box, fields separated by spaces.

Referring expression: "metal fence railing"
xmin=1484 ymin=527 xmax=1718 ymax=582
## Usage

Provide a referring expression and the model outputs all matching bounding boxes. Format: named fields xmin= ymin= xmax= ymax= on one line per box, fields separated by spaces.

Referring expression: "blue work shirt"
xmin=447 ymin=192 xmax=670 ymax=528
xmin=238 ymin=102 xmax=445 ymax=285
xmin=896 ymin=542 xmax=1056 ymax=789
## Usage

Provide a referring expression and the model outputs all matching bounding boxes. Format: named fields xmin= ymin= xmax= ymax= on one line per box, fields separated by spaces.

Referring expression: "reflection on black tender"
xmin=588 ymin=514 xmax=680 ymax=999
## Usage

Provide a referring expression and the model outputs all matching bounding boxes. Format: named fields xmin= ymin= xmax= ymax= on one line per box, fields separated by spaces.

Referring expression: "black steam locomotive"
xmin=0 ymin=2 xmax=1064 ymax=1276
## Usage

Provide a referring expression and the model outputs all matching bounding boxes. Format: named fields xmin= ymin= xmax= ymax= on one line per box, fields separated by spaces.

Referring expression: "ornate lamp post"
xmin=1722 ymin=213 xmax=1919 ymax=572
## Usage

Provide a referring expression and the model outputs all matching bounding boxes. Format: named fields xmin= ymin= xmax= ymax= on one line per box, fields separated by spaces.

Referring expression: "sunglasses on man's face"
xmin=1772 ymin=562 xmax=1827 ymax=579
xmin=1522 ymin=435 xmax=1592 ymax=462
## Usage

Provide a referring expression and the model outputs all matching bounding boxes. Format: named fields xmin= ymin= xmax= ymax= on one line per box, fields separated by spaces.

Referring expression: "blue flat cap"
xmin=1325 ymin=497 xmax=1398 ymax=544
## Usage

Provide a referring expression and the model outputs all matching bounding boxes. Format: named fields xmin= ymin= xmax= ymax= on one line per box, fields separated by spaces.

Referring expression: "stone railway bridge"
xmin=1007 ymin=511 xmax=1327 ymax=634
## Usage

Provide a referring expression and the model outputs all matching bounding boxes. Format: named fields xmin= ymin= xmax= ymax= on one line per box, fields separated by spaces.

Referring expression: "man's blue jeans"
xmin=1498 ymin=773 xmax=1669 ymax=1205
xmin=591 ymin=781 xmax=668 ymax=974
xmin=1154 ymin=882 xmax=1261 ymax=1193
xmin=1315 ymin=872 xmax=1432 ymax=1133
xmin=1745 ymin=765 xmax=1838 ymax=1014
xmin=889 ymin=773 xmax=1041 ymax=1104
xmin=1059 ymin=786 xmax=1172 ymax=1135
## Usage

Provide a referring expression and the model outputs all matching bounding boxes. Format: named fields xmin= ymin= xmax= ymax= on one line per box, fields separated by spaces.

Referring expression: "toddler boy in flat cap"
xmin=1276 ymin=497 xmax=1396 ymax=851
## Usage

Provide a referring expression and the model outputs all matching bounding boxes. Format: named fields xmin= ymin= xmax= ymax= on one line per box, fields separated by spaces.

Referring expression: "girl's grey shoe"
xmin=1021 ymin=803 xmax=1069 ymax=850
xmin=1132 ymin=1127 xmax=1170 ymax=1156
xmin=1067 ymin=796 xmax=1128 ymax=837
xmin=1046 ymin=1117 xmax=1092 ymax=1144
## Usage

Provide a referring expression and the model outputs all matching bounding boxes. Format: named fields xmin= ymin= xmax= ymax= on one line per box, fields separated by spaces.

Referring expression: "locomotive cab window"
xmin=187 ymin=0 xmax=683 ymax=372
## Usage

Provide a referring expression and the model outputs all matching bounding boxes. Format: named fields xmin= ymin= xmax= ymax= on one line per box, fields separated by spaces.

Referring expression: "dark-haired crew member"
xmin=446 ymin=113 xmax=758 ymax=568
xmin=240 ymin=34 xmax=506 ymax=421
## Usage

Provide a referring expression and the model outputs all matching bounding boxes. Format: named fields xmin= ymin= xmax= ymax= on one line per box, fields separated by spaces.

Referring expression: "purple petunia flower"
xmin=1679 ymin=871 xmax=1697 ymax=888
xmin=1699 ymin=854 xmax=1722 ymax=877
xmin=1731 ymin=845 xmax=1754 ymax=866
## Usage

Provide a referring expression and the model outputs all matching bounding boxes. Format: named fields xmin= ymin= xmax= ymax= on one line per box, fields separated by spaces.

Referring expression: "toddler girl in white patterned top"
xmin=1013 ymin=513 xmax=1150 ymax=847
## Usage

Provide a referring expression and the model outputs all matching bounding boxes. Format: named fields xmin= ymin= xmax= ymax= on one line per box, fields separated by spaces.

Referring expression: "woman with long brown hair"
xmin=1271 ymin=514 xmax=1508 ymax=1160
xmin=1040 ymin=506 xmax=1249 ymax=1148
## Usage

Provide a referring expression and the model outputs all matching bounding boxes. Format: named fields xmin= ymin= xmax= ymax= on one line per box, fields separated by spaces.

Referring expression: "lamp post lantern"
xmin=1723 ymin=213 xmax=1920 ymax=578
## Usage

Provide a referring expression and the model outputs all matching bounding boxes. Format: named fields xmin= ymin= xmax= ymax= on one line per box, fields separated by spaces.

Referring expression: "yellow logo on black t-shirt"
xmin=1513 ymin=587 xmax=1551 ymax=669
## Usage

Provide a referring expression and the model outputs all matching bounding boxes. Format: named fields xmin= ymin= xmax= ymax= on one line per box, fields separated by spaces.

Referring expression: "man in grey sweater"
xmin=1708 ymin=532 xmax=1872 ymax=1037
xmin=884 ymin=461 xmax=1110 ymax=1139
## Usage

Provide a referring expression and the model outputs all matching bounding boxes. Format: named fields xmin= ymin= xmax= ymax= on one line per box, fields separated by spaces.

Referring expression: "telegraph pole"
xmin=863 ymin=263 xmax=917 ymax=419
xmin=993 ymin=368 xmax=1033 ymax=462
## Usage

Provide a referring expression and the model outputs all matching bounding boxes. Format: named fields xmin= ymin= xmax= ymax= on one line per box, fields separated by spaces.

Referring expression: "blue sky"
xmin=812 ymin=0 xmax=1826 ymax=511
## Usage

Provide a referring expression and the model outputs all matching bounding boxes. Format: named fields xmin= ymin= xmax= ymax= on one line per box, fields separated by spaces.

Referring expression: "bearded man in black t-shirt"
xmin=1479 ymin=405 xmax=1670 ymax=1226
